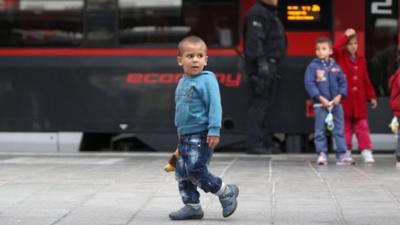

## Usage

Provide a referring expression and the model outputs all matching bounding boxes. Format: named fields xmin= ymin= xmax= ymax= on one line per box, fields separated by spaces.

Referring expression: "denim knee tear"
xmin=188 ymin=151 xmax=199 ymax=165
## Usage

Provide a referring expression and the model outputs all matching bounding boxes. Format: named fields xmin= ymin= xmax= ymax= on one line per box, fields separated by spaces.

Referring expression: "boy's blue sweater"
xmin=304 ymin=58 xmax=347 ymax=103
xmin=175 ymin=70 xmax=222 ymax=136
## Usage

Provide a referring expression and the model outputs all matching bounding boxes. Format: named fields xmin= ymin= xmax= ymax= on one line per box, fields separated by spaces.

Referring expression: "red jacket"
xmin=389 ymin=69 xmax=400 ymax=117
xmin=333 ymin=34 xmax=376 ymax=119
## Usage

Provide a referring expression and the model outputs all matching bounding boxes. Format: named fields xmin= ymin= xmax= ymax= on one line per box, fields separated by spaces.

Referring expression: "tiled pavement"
xmin=0 ymin=152 xmax=399 ymax=225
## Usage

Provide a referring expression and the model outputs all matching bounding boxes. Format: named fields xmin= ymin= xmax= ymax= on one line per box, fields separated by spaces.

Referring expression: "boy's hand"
xmin=207 ymin=136 xmax=220 ymax=149
xmin=344 ymin=28 xmax=356 ymax=37
xmin=370 ymin=99 xmax=378 ymax=109
xmin=319 ymin=96 xmax=330 ymax=108
xmin=332 ymin=95 xmax=342 ymax=106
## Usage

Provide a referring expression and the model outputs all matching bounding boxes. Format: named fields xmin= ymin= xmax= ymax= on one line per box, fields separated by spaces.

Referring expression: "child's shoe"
xmin=317 ymin=152 xmax=328 ymax=165
xmin=219 ymin=184 xmax=239 ymax=218
xmin=336 ymin=154 xmax=355 ymax=165
xmin=361 ymin=149 xmax=375 ymax=163
xmin=169 ymin=205 xmax=204 ymax=220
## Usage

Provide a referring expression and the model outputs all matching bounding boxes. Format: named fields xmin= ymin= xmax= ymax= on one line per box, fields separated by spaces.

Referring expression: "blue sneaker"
xmin=169 ymin=205 xmax=204 ymax=220
xmin=219 ymin=184 xmax=239 ymax=217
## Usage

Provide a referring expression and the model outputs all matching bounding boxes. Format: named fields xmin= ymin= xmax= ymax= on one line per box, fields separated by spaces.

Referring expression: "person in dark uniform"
xmin=243 ymin=0 xmax=287 ymax=154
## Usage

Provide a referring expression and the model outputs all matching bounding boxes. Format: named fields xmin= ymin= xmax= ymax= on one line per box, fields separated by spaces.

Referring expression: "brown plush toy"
xmin=164 ymin=148 xmax=179 ymax=172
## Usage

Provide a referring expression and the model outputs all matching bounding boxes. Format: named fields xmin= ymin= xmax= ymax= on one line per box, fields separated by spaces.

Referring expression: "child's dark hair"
xmin=177 ymin=35 xmax=207 ymax=56
xmin=346 ymin=34 xmax=357 ymax=45
xmin=316 ymin=37 xmax=333 ymax=49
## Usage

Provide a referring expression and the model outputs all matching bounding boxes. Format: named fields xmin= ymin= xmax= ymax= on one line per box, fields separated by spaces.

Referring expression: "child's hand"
xmin=370 ymin=99 xmax=378 ymax=109
xmin=344 ymin=28 xmax=356 ymax=37
xmin=319 ymin=96 xmax=330 ymax=108
xmin=332 ymin=95 xmax=342 ymax=106
xmin=207 ymin=136 xmax=220 ymax=149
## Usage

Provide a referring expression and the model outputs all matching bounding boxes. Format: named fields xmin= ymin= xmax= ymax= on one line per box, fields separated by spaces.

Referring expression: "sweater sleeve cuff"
xmin=313 ymin=95 xmax=321 ymax=102
xmin=208 ymin=128 xmax=220 ymax=137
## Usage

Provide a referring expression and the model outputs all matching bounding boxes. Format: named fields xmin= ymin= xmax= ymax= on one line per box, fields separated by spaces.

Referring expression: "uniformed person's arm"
xmin=244 ymin=15 xmax=266 ymax=61
xmin=244 ymin=15 xmax=271 ymax=78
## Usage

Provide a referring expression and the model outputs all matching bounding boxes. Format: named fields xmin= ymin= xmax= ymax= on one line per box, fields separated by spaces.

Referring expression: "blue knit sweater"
xmin=175 ymin=70 xmax=222 ymax=136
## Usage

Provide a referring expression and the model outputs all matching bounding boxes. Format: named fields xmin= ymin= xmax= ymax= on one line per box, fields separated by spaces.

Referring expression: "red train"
xmin=0 ymin=0 xmax=398 ymax=152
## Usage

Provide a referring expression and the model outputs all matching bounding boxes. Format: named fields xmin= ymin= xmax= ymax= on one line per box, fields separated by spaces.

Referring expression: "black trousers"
xmin=246 ymin=67 xmax=279 ymax=150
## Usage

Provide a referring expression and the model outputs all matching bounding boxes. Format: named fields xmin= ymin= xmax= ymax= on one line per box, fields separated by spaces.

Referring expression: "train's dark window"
xmin=278 ymin=0 xmax=332 ymax=31
xmin=365 ymin=0 xmax=399 ymax=96
xmin=118 ymin=0 xmax=239 ymax=47
xmin=0 ymin=0 xmax=84 ymax=47
xmin=84 ymin=0 xmax=118 ymax=47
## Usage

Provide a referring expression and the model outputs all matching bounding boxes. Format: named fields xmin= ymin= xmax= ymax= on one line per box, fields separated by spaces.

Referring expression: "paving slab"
xmin=0 ymin=153 xmax=398 ymax=225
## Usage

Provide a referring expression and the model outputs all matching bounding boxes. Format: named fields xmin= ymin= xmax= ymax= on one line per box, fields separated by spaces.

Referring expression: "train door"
xmin=365 ymin=0 xmax=398 ymax=97
xmin=366 ymin=0 xmax=399 ymax=149
xmin=334 ymin=0 xmax=399 ymax=149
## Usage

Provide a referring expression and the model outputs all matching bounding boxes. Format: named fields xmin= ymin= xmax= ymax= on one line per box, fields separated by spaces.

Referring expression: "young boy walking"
xmin=170 ymin=35 xmax=239 ymax=220
xmin=333 ymin=28 xmax=377 ymax=163
xmin=304 ymin=37 xmax=355 ymax=165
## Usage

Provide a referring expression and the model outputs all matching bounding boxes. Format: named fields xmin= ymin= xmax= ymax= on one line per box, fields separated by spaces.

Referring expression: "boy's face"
xmin=345 ymin=37 xmax=358 ymax=55
xmin=316 ymin=42 xmax=332 ymax=60
xmin=177 ymin=42 xmax=208 ymax=76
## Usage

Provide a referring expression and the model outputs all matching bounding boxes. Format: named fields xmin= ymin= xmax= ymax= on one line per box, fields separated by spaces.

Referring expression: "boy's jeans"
xmin=314 ymin=105 xmax=347 ymax=157
xmin=175 ymin=131 xmax=222 ymax=204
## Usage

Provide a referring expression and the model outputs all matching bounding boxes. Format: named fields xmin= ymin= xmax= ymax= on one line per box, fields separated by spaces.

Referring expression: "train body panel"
xmin=0 ymin=0 xmax=398 ymax=151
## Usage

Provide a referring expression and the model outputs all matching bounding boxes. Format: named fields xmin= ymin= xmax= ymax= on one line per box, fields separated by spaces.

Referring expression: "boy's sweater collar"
xmin=184 ymin=71 xmax=210 ymax=78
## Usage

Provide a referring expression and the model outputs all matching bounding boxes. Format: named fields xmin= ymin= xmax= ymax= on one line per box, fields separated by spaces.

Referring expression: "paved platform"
xmin=0 ymin=152 xmax=399 ymax=225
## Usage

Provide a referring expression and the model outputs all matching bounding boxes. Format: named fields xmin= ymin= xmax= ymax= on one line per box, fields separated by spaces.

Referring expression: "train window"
xmin=84 ymin=0 xmax=118 ymax=47
xmin=118 ymin=0 xmax=239 ymax=47
xmin=0 ymin=0 xmax=83 ymax=47
xmin=278 ymin=0 xmax=332 ymax=31
xmin=365 ymin=0 xmax=399 ymax=96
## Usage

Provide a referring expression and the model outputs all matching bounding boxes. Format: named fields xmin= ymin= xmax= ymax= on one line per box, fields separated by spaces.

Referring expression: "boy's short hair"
xmin=178 ymin=35 xmax=207 ymax=56
xmin=316 ymin=37 xmax=333 ymax=49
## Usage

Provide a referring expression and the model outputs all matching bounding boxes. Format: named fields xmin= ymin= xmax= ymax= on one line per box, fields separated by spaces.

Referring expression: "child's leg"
xmin=179 ymin=132 xmax=222 ymax=194
xmin=178 ymin=131 xmax=239 ymax=218
xmin=178 ymin=179 xmax=200 ymax=205
xmin=353 ymin=118 xmax=372 ymax=150
xmin=170 ymin=155 xmax=204 ymax=220
xmin=175 ymin=154 xmax=201 ymax=204
xmin=331 ymin=105 xmax=347 ymax=157
xmin=344 ymin=116 xmax=354 ymax=150
xmin=313 ymin=107 xmax=328 ymax=154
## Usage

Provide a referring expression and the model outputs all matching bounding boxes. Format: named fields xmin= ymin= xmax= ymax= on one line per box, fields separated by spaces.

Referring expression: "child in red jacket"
xmin=334 ymin=28 xmax=377 ymax=163
xmin=388 ymin=48 xmax=400 ymax=168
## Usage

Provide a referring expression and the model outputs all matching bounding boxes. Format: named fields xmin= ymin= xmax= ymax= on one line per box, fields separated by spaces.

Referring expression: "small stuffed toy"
xmin=164 ymin=148 xmax=179 ymax=172
xmin=325 ymin=105 xmax=334 ymax=131
xmin=389 ymin=116 xmax=399 ymax=134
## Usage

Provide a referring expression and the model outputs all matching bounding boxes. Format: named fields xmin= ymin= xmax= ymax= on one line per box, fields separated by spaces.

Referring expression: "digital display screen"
xmin=279 ymin=0 xmax=331 ymax=30
xmin=287 ymin=4 xmax=321 ymax=21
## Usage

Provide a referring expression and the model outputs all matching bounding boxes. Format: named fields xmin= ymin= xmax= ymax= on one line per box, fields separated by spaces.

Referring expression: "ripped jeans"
xmin=175 ymin=131 xmax=222 ymax=204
